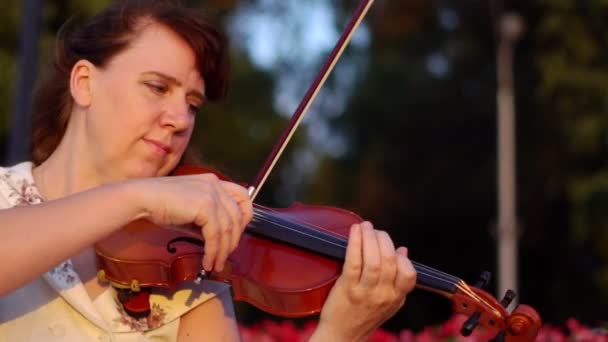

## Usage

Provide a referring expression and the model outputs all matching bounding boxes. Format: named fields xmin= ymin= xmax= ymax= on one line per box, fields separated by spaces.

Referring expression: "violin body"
xmin=96 ymin=203 xmax=360 ymax=317
xmin=96 ymin=166 xmax=363 ymax=317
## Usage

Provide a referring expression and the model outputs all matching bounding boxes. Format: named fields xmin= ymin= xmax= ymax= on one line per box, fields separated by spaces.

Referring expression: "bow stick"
xmin=248 ymin=0 xmax=376 ymax=200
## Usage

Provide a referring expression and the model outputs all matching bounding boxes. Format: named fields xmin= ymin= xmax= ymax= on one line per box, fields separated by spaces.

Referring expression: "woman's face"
xmin=83 ymin=21 xmax=205 ymax=179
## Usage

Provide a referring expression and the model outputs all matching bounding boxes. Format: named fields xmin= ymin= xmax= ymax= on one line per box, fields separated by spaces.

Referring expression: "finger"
xmin=396 ymin=246 xmax=408 ymax=257
xmin=220 ymin=181 xmax=253 ymax=229
xmin=376 ymin=230 xmax=398 ymax=287
xmin=342 ymin=223 xmax=363 ymax=283
xmin=217 ymin=191 xmax=244 ymax=252
xmin=199 ymin=207 xmax=220 ymax=272
xmin=213 ymin=200 xmax=233 ymax=272
xmin=395 ymin=247 xmax=417 ymax=294
xmin=360 ymin=221 xmax=381 ymax=287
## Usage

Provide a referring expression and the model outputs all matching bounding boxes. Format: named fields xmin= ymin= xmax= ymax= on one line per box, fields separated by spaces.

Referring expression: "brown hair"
xmin=31 ymin=0 xmax=229 ymax=165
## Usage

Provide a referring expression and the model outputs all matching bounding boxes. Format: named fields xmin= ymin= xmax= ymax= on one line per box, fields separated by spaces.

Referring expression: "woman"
xmin=0 ymin=1 xmax=416 ymax=341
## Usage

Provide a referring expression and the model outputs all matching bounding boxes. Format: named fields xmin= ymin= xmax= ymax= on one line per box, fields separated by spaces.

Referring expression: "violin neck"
xmin=247 ymin=209 xmax=461 ymax=296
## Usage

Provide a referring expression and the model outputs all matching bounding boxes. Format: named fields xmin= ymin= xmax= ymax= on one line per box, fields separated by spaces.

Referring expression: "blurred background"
xmin=1 ymin=0 xmax=607 ymax=334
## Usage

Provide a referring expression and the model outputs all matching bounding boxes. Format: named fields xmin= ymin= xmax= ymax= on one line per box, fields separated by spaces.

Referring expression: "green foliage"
xmin=535 ymin=0 xmax=608 ymax=294
xmin=0 ymin=0 xmax=19 ymax=136
xmin=191 ymin=49 xmax=283 ymax=186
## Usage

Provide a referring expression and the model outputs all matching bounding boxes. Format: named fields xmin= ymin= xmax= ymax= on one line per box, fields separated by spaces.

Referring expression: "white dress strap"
xmin=0 ymin=162 xmax=110 ymax=331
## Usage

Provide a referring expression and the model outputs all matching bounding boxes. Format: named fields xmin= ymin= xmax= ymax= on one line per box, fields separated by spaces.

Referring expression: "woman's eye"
xmin=146 ymin=82 xmax=168 ymax=94
xmin=188 ymin=104 xmax=201 ymax=115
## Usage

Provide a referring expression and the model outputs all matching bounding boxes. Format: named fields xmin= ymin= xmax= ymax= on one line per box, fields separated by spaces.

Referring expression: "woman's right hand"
xmin=130 ymin=173 xmax=253 ymax=272
xmin=310 ymin=221 xmax=416 ymax=341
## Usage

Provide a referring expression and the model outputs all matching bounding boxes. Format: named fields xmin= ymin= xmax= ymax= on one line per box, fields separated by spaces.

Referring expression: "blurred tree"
xmin=528 ymin=0 xmax=608 ymax=324
xmin=317 ymin=0 xmax=608 ymax=330
xmin=0 ymin=1 xmax=21 ymax=162
xmin=309 ymin=0 xmax=501 ymax=331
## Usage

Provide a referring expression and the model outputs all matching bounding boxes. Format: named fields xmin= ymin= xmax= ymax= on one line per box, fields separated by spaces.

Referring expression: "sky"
xmin=226 ymin=0 xmax=459 ymax=201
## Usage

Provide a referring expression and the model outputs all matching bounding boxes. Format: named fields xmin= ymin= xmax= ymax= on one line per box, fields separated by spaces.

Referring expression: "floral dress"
xmin=0 ymin=162 xmax=229 ymax=342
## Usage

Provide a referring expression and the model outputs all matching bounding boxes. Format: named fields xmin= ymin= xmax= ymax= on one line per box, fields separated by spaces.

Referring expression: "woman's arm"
xmin=177 ymin=288 xmax=241 ymax=341
xmin=0 ymin=182 xmax=142 ymax=295
xmin=0 ymin=174 xmax=253 ymax=296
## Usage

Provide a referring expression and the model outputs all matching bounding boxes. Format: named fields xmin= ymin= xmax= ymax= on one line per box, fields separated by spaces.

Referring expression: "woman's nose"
xmin=160 ymin=99 xmax=193 ymax=133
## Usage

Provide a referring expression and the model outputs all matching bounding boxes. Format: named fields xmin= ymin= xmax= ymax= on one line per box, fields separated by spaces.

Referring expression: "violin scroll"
xmin=449 ymin=271 xmax=541 ymax=341
xmin=504 ymin=304 xmax=542 ymax=341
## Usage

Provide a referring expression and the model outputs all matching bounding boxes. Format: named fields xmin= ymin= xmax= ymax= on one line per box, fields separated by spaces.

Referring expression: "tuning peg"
xmin=461 ymin=271 xmax=492 ymax=336
xmin=490 ymin=331 xmax=506 ymax=342
xmin=486 ymin=291 xmax=517 ymax=341
xmin=460 ymin=311 xmax=481 ymax=336
xmin=474 ymin=271 xmax=492 ymax=289
xmin=499 ymin=289 xmax=516 ymax=308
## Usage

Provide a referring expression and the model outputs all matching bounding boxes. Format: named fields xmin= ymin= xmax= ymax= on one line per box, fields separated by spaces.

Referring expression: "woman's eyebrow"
xmin=141 ymin=71 xmax=206 ymax=102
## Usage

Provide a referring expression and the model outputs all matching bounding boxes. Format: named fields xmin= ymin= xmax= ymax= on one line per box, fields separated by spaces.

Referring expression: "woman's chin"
xmin=123 ymin=163 xmax=166 ymax=179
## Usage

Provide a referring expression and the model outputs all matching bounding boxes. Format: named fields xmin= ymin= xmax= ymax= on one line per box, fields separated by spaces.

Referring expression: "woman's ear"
xmin=69 ymin=60 xmax=95 ymax=107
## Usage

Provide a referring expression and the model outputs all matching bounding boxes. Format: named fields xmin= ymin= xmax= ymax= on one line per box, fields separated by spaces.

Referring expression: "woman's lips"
xmin=143 ymin=138 xmax=172 ymax=155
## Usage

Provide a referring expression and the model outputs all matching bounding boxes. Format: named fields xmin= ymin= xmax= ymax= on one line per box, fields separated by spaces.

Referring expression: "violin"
xmin=96 ymin=165 xmax=540 ymax=341
xmin=97 ymin=164 xmax=541 ymax=340
xmin=95 ymin=0 xmax=542 ymax=340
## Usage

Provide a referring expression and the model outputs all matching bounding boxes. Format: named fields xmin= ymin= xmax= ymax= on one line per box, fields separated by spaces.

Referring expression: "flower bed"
xmin=238 ymin=315 xmax=608 ymax=341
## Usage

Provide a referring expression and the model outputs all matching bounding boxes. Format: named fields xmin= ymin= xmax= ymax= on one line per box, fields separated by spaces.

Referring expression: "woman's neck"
xmin=32 ymin=119 xmax=104 ymax=200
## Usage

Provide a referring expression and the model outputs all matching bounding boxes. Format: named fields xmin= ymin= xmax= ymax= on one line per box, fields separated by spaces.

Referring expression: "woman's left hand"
xmin=310 ymin=221 xmax=417 ymax=341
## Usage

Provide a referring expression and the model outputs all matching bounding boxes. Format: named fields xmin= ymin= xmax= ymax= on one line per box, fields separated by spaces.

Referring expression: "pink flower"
xmin=300 ymin=320 xmax=318 ymax=341
xmin=439 ymin=314 xmax=467 ymax=337
xmin=261 ymin=320 xmax=302 ymax=341
xmin=238 ymin=323 xmax=275 ymax=342
xmin=398 ymin=329 xmax=415 ymax=342
xmin=238 ymin=316 xmax=607 ymax=342
xmin=415 ymin=327 xmax=438 ymax=342
xmin=535 ymin=325 xmax=566 ymax=342
xmin=369 ymin=328 xmax=398 ymax=342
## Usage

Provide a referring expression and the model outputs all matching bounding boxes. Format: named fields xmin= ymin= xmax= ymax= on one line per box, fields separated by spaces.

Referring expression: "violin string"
xmin=252 ymin=210 xmax=464 ymax=284
xmin=251 ymin=212 xmax=501 ymax=317
xmin=251 ymin=211 xmax=463 ymax=287
xmin=253 ymin=210 xmax=504 ymax=311
xmin=251 ymin=212 xmax=463 ymax=285
xmin=254 ymin=207 xmax=347 ymax=239
xmin=411 ymin=261 xmax=463 ymax=284
xmin=449 ymin=278 xmax=505 ymax=319
xmin=415 ymin=269 xmax=498 ymax=315
xmin=252 ymin=209 xmax=346 ymax=243
xmin=455 ymin=281 xmax=503 ymax=318
xmin=250 ymin=215 xmax=346 ymax=250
